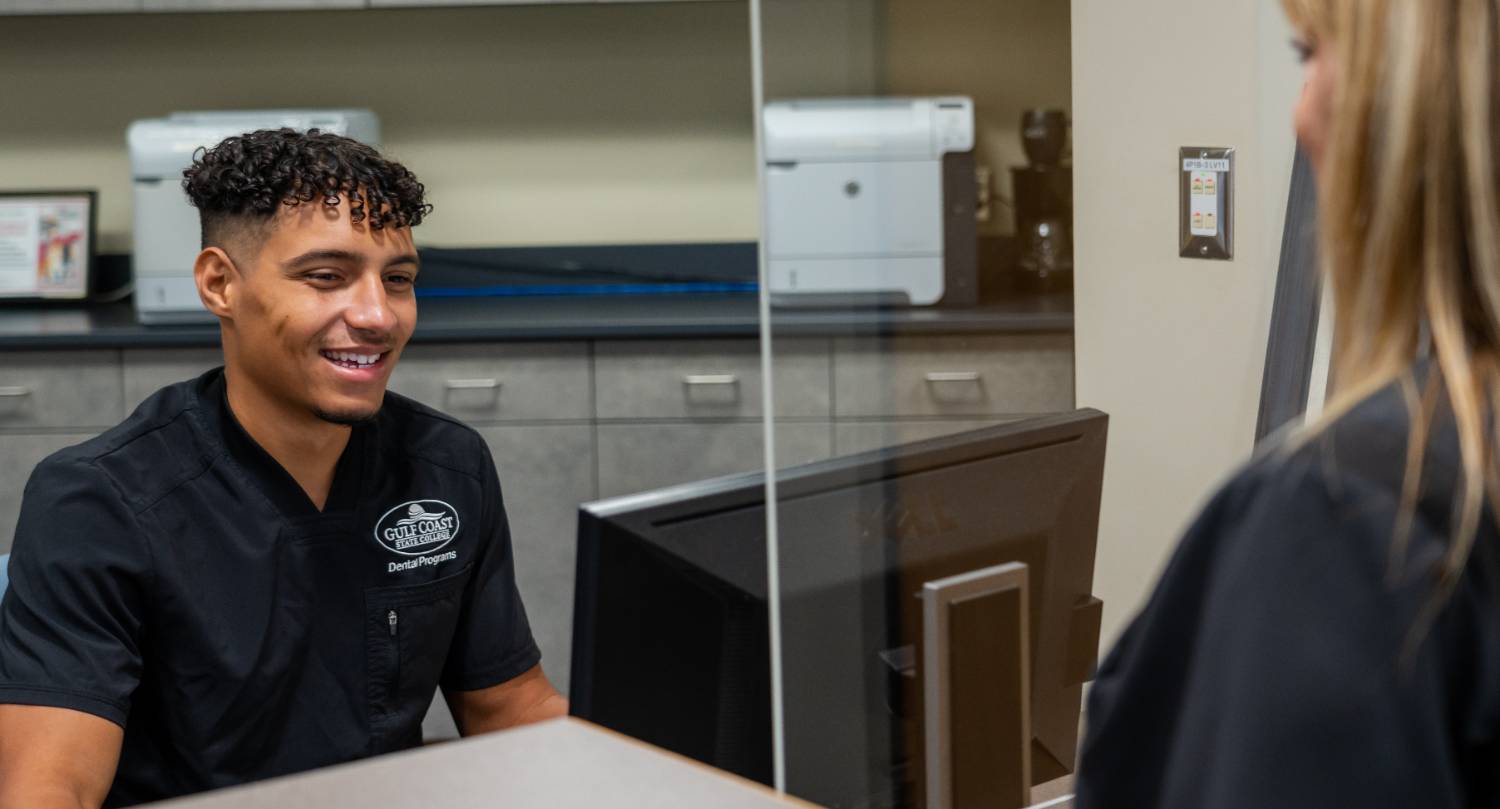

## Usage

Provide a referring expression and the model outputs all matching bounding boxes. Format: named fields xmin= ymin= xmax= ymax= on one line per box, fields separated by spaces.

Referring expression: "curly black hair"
xmin=182 ymin=128 xmax=432 ymax=251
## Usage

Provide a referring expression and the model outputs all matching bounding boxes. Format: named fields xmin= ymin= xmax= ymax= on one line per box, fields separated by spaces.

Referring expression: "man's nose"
xmin=345 ymin=274 xmax=398 ymax=335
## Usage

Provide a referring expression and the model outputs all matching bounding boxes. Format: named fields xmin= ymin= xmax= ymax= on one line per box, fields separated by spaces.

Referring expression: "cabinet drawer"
xmin=594 ymin=339 xmax=830 ymax=420
xmin=123 ymin=348 xmax=223 ymax=414
xmin=0 ymin=351 xmax=122 ymax=430
xmin=596 ymin=421 xmax=832 ymax=499
xmin=833 ymin=335 xmax=1074 ymax=418
xmin=0 ymin=433 xmax=97 ymax=554
xmin=389 ymin=343 xmax=590 ymax=423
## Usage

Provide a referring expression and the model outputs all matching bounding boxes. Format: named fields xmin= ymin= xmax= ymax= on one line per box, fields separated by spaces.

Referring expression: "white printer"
xmin=762 ymin=97 xmax=978 ymax=307
xmin=126 ymin=109 xmax=381 ymax=324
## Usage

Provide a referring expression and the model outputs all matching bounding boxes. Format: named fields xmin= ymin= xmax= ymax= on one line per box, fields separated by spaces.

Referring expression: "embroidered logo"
xmin=374 ymin=500 xmax=461 ymax=556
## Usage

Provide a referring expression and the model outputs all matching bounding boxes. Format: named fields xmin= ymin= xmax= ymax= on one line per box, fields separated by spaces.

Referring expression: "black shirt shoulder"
xmin=33 ymin=375 xmax=219 ymax=515
xmin=375 ymin=391 xmax=491 ymax=484
xmin=0 ymin=380 xmax=213 ymax=726
xmin=1077 ymin=379 xmax=1500 ymax=809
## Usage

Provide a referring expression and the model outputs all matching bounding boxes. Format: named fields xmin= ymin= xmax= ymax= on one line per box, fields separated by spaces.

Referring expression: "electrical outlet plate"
xmin=1179 ymin=147 xmax=1234 ymax=260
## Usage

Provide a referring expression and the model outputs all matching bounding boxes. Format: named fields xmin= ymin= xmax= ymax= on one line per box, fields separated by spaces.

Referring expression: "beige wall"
xmin=0 ymin=1 xmax=1072 ymax=252
xmin=1072 ymin=0 xmax=1305 ymax=647
xmin=0 ymin=4 xmax=757 ymax=252
xmin=759 ymin=0 xmax=879 ymax=99
xmin=883 ymin=0 xmax=1071 ymax=236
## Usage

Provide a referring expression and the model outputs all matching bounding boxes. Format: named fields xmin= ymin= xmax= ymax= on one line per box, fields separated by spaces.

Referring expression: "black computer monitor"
xmin=570 ymin=410 xmax=1107 ymax=808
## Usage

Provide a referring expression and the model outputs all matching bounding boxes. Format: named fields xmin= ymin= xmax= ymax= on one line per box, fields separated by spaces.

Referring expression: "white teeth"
xmin=323 ymin=350 xmax=381 ymax=367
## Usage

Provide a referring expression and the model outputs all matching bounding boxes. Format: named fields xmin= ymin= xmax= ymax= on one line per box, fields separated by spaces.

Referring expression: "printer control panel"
xmin=934 ymin=100 xmax=975 ymax=153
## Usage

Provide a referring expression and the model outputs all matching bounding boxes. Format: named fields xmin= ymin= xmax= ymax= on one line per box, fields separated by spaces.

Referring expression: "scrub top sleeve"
xmin=1151 ymin=463 xmax=1467 ymax=809
xmin=0 ymin=456 xmax=150 ymax=727
xmin=439 ymin=447 xmax=540 ymax=693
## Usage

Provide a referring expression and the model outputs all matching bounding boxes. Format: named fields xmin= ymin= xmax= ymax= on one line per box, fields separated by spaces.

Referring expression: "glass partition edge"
xmin=748 ymin=0 xmax=788 ymax=794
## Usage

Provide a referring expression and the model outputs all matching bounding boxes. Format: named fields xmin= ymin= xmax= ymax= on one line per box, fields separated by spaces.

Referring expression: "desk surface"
xmin=148 ymin=718 xmax=817 ymax=809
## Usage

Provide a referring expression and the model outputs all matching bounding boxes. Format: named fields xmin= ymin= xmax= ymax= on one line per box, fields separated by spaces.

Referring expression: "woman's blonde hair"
xmin=1282 ymin=0 xmax=1500 ymax=605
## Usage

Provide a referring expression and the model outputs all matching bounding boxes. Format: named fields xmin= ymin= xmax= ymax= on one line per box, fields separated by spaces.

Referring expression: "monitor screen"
xmin=570 ymin=410 xmax=1107 ymax=808
xmin=0 ymin=191 xmax=95 ymax=301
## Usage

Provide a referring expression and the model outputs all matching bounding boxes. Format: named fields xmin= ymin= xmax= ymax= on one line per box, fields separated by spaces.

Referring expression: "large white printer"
xmin=126 ymin=109 xmax=381 ymax=324
xmin=762 ymin=97 xmax=978 ymax=307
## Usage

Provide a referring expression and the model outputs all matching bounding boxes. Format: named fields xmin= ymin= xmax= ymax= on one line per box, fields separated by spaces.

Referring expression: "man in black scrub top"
xmin=0 ymin=129 xmax=567 ymax=809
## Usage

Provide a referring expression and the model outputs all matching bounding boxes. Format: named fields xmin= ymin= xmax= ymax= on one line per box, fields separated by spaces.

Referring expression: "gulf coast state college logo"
xmin=375 ymin=499 xmax=461 ymax=572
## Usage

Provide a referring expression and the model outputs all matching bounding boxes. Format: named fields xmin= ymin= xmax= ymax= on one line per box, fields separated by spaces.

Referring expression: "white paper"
xmin=0 ymin=203 xmax=41 ymax=293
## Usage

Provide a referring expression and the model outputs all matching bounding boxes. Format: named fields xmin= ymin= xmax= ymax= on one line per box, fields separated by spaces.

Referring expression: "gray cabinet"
xmin=594 ymin=338 xmax=829 ymax=420
xmin=389 ymin=343 xmax=591 ymax=423
xmin=122 ymin=348 xmax=222 ymax=412
xmin=0 ymin=0 xmax=139 ymax=11
xmin=832 ymin=334 xmax=1074 ymax=418
xmin=0 ymin=351 xmax=122 ymax=431
xmin=0 ymin=331 xmax=1074 ymax=742
xmin=596 ymin=421 xmax=832 ymax=499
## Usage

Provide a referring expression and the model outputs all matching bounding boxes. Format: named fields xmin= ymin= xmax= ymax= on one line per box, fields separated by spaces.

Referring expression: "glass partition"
xmin=0 ymin=0 xmax=764 ymax=756
xmin=752 ymin=2 xmax=1087 ymax=807
xmin=0 ymin=1 xmax=1088 ymax=803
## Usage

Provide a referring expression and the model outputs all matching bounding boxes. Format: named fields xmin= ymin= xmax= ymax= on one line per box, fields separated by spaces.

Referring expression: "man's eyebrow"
xmin=282 ymin=248 xmax=364 ymax=268
xmin=280 ymin=249 xmax=420 ymax=270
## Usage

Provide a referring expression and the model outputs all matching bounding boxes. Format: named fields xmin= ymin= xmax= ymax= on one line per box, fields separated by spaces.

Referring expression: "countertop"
xmin=0 ymin=293 xmax=1073 ymax=350
xmin=0 ymin=242 xmax=1072 ymax=349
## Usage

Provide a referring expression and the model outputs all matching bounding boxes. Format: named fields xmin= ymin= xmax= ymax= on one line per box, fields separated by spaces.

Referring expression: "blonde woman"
xmin=1077 ymin=1 xmax=1500 ymax=806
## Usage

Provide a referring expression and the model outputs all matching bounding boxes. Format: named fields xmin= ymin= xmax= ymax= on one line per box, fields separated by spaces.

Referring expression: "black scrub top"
xmin=1077 ymin=377 xmax=1500 ymax=808
xmin=0 ymin=369 xmax=540 ymax=807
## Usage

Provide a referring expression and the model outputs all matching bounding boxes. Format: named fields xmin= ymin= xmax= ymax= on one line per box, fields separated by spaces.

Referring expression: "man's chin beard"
xmin=314 ymin=407 xmax=379 ymax=427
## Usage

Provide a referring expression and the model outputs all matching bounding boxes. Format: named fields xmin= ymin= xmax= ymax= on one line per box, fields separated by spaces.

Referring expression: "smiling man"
xmin=0 ymin=129 xmax=565 ymax=809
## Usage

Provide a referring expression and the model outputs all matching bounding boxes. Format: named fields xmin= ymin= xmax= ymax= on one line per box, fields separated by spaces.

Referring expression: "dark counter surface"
xmin=0 ymin=243 xmax=1071 ymax=349
xmin=0 ymin=293 xmax=1072 ymax=349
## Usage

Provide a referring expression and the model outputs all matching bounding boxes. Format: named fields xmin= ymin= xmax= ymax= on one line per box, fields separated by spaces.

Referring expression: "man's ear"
xmin=194 ymin=247 xmax=239 ymax=319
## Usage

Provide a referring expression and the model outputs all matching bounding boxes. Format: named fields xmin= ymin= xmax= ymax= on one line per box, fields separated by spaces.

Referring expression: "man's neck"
xmin=223 ymin=370 xmax=351 ymax=512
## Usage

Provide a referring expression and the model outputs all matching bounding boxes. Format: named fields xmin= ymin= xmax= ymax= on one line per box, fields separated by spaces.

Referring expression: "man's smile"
xmin=320 ymin=348 xmax=390 ymax=373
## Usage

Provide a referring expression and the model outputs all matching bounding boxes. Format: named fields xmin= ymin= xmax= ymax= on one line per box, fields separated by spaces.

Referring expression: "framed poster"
xmin=0 ymin=190 xmax=96 ymax=301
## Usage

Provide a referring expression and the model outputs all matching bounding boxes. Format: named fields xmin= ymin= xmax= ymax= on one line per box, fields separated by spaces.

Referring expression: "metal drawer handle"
xmin=683 ymin=374 xmax=740 ymax=387
xmin=0 ymin=386 xmax=33 ymax=398
xmin=924 ymin=371 xmax=982 ymax=384
xmin=443 ymin=378 xmax=501 ymax=391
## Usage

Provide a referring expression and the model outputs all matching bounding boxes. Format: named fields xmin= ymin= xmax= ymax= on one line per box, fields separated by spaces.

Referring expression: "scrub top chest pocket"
xmin=365 ymin=564 xmax=474 ymax=753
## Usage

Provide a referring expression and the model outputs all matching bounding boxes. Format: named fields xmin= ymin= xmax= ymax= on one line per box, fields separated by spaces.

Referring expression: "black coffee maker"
xmin=1010 ymin=109 xmax=1073 ymax=289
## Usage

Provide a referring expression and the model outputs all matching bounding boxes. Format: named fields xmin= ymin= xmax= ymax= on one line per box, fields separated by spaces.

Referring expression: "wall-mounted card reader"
xmin=1179 ymin=147 xmax=1234 ymax=260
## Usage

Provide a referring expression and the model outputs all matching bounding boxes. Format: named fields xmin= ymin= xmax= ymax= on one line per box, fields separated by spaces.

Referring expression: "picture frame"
xmin=0 ymin=189 xmax=97 ymax=302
